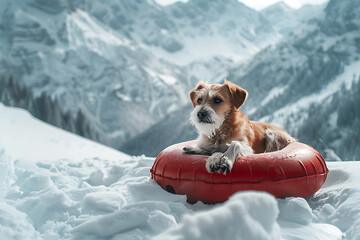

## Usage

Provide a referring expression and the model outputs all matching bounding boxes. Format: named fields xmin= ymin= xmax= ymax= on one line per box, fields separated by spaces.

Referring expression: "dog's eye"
xmin=214 ymin=97 xmax=222 ymax=104
xmin=197 ymin=98 xmax=202 ymax=104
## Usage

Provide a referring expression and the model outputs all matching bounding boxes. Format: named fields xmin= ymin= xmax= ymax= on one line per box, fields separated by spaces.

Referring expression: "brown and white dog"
xmin=183 ymin=80 xmax=295 ymax=174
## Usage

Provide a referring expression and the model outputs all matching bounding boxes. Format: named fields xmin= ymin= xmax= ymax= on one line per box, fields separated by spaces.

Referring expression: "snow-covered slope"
xmin=137 ymin=0 xmax=280 ymax=65
xmin=2 ymin=103 xmax=360 ymax=239
xmin=261 ymin=1 xmax=326 ymax=35
xmin=76 ymin=0 xmax=282 ymax=65
xmin=0 ymin=104 xmax=129 ymax=163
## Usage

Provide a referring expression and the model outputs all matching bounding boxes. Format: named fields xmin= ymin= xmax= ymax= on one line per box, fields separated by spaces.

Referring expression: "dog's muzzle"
xmin=197 ymin=109 xmax=213 ymax=123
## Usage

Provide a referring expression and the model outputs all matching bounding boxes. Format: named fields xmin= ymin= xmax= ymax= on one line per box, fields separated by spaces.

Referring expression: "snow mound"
xmin=278 ymin=197 xmax=313 ymax=225
xmin=73 ymin=201 xmax=177 ymax=238
xmin=157 ymin=191 xmax=280 ymax=240
xmin=157 ymin=191 xmax=342 ymax=240
xmin=0 ymin=202 xmax=40 ymax=239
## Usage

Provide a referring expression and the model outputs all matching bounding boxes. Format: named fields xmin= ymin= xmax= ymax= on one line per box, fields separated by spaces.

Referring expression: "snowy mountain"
xmin=0 ymin=0 xmax=191 ymax=148
xmin=75 ymin=0 xmax=282 ymax=65
xmin=136 ymin=0 xmax=280 ymax=65
xmin=2 ymin=103 xmax=360 ymax=239
xmin=0 ymin=0 xmax=328 ymax=154
xmin=261 ymin=1 xmax=326 ymax=35
xmin=127 ymin=0 xmax=360 ymax=160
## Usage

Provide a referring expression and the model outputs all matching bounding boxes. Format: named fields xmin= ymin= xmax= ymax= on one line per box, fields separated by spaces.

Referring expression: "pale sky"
xmin=155 ymin=0 xmax=329 ymax=10
xmin=238 ymin=0 xmax=328 ymax=10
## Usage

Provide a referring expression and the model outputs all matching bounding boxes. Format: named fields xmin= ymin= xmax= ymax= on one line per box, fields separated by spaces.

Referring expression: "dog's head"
xmin=189 ymin=80 xmax=248 ymax=137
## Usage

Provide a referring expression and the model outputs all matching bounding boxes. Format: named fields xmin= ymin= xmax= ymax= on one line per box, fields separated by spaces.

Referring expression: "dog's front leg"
xmin=206 ymin=141 xmax=253 ymax=174
xmin=183 ymin=145 xmax=211 ymax=155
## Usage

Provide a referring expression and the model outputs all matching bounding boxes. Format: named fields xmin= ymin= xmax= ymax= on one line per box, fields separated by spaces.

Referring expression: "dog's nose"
xmin=197 ymin=110 xmax=208 ymax=120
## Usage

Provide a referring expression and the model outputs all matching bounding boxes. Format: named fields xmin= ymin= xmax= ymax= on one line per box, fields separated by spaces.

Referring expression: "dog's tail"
xmin=264 ymin=128 xmax=296 ymax=152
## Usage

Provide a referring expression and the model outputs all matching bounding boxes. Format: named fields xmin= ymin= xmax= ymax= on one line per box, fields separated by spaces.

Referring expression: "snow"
xmin=155 ymin=0 xmax=188 ymax=6
xmin=115 ymin=92 xmax=131 ymax=102
xmin=143 ymin=30 xmax=280 ymax=66
xmin=143 ymin=67 xmax=178 ymax=85
xmin=328 ymin=60 xmax=360 ymax=90
xmin=0 ymin=202 xmax=40 ymax=239
xmin=158 ymin=192 xmax=342 ymax=240
xmin=0 ymin=103 xmax=128 ymax=163
xmin=261 ymin=85 xmax=287 ymax=106
xmin=159 ymin=74 xmax=178 ymax=85
xmin=67 ymin=10 xmax=131 ymax=53
xmin=0 ymin=104 xmax=359 ymax=239
xmin=157 ymin=192 xmax=281 ymax=240
xmin=144 ymin=35 xmax=250 ymax=66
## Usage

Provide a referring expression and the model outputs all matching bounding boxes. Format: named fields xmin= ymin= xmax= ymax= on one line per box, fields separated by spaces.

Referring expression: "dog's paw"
xmin=206 ymin=153 xmax=233 ymax=175
xmin=183 ymin=146 xmax=199 ymax=155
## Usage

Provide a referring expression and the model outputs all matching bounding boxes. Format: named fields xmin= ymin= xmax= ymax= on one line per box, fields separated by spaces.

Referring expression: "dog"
xmin=183 ymin=80 xmax=295 ymax=174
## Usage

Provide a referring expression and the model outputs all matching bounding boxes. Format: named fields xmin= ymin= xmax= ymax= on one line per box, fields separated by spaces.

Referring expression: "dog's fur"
xmin=183 ymin=80 xmax=295 ymax=174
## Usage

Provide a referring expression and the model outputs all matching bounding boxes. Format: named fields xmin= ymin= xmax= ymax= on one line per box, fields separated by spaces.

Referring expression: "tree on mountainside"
xmin=0 ymin=76 xmax=102 ymax=143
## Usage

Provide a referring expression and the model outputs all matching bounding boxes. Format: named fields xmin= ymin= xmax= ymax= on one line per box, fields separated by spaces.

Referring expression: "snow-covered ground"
xmin=1 ymin=103 xmax=359 ymax=239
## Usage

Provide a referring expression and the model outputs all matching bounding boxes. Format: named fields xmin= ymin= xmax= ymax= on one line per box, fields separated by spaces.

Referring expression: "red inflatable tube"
xmin=151 ymin=141 xmax=328 ymax=204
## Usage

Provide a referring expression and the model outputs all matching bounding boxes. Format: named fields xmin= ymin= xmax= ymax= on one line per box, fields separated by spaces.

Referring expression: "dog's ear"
xmin=190 ymin=82 xmax=206 ymax=107
xmin=224 ymin=80 xmax=248 ymax=109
